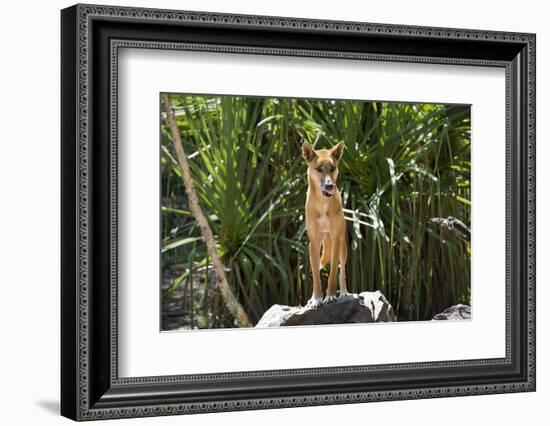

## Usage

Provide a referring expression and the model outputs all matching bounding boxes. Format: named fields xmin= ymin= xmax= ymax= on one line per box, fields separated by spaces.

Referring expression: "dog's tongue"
xmin=324 ymin=185 xmax=336 ymax=196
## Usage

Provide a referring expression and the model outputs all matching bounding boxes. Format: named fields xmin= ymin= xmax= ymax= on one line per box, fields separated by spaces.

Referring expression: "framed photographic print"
xmin=61 ymin=3 xmax=536 ymax=421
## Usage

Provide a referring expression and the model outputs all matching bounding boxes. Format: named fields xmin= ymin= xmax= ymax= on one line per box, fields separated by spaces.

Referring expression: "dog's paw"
xmin=338 ymin=291 xmax=353 ymax=301
xmin=323 ymin=294 xmax=338 ymax=305
xmin=305 ymin=296 xmax=323 ymax=310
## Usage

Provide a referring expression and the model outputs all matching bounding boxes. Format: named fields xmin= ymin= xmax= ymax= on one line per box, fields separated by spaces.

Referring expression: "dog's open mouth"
xmin=321 ymin=185 xmax=336 ymax=198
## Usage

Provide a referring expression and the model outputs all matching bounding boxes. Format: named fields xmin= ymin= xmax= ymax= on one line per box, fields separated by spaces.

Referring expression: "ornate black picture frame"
xmin=61 ymin=3 xmax=536 ymax=421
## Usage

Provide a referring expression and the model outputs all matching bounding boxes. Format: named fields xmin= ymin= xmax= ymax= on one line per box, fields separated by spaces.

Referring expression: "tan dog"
xmin=302 ymin=141 xmax=350 ymax=308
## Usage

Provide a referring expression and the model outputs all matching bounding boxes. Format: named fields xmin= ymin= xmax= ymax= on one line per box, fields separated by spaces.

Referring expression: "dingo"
xmin=302 ymin=141 xmax=350 ymax=309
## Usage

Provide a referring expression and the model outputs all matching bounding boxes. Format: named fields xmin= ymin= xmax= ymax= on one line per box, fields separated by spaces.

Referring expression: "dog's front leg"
xmin=306 ymin=240 xmax=323 ymax=309
xmin=323 ymin=236 xmax=340 ymax=304
xmin=338 ymin=234 xmax=352 ymax=300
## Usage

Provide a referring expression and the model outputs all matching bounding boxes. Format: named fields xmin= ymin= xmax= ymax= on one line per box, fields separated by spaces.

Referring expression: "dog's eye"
xmin=315 ymin=166 xmax=323 ymax=173
xmin=329 ymin=166 xmax=336 ymax=172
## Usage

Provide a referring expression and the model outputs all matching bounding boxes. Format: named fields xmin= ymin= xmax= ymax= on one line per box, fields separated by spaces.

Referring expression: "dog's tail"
xmin=320 ymin=238 xmax=331 ymax=268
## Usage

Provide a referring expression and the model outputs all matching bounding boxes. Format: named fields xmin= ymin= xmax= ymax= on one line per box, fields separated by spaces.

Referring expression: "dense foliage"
xmin=161 ymin=95 xmax=471 ymax=328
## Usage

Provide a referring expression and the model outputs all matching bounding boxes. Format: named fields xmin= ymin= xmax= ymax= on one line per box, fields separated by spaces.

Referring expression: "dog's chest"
xmin=315 ymin=205 xmax=332 ymax=232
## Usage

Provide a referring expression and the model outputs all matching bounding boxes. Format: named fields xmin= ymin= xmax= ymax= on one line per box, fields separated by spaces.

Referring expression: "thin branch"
xmin=430 ymin=216 xmax=471 ymax=244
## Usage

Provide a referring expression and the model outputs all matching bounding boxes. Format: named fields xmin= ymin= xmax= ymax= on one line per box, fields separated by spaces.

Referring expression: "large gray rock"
xmin=255 ymin=291 xmax=396 ymax=328
xmin=432 ymin=304 xmax=471 ymax=321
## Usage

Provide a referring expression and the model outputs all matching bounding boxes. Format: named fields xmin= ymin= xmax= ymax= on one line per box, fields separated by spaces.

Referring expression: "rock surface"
xmin=432 ymin=304 xmax=471 ymax=321
xmin=255 ymin=291 xmax=396 ymax=327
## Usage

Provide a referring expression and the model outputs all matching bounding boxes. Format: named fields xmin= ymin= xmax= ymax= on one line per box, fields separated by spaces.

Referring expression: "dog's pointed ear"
xmin=302 ymin=142 xmax=317 ymax=163
xmin=331 ymin=141 xmax=344 ymax=161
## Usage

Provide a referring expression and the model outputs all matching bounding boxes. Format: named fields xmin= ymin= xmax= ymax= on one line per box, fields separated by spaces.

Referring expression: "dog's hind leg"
xmin=319 ymin=237 xmax=331 ymax=268
xmin=338 ymin=234 xmax=351 ymax=299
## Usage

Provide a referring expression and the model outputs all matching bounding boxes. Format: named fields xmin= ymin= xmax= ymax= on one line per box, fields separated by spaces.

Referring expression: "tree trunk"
xmin=162 ymin=94 xmax=252 ymax=328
